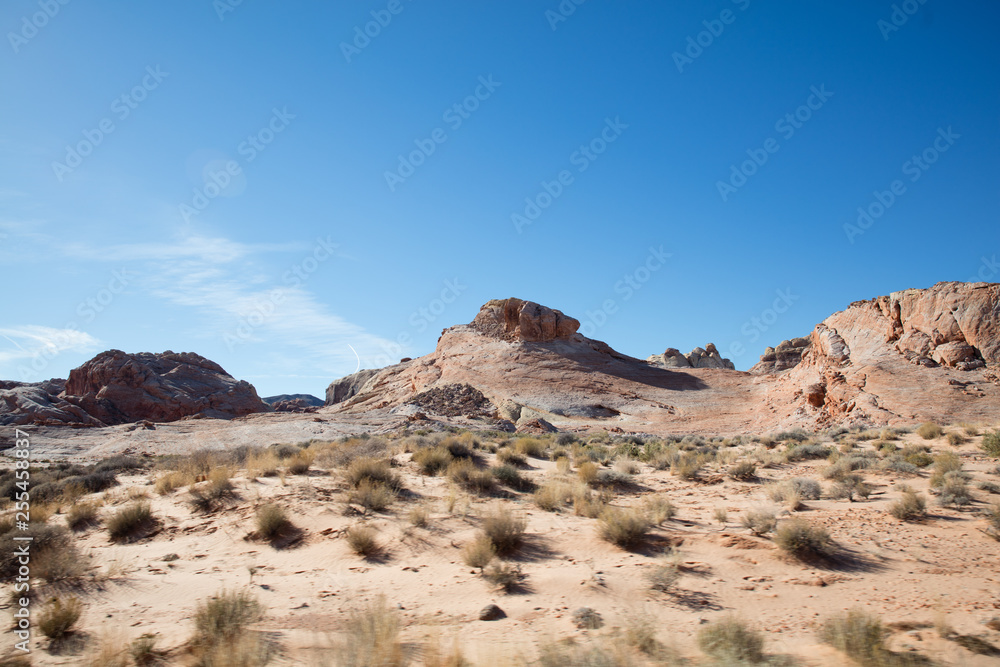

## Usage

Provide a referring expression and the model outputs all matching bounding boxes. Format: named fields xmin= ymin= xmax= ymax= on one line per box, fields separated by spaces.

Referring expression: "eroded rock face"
xmin=750 ymin=337 xmax=811 ymax=375
xmin=1 ymin=351 xmax=269 ymax=427
xmin=647 ymin=343 xmax=735 ymax=370
xmin=63 ymin=350 xmax=269 ymax=424
xmin=471 ymin=298 xmax=580 ymax=342
xmin=325 ymin=368 xmax=380 ymax=406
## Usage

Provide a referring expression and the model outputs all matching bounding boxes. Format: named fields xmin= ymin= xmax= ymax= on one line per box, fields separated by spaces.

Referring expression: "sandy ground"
xmin=3 ymin=426 xmax=1000 ymax=665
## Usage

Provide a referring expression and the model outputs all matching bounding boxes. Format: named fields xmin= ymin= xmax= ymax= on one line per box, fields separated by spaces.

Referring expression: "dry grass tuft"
xmin=462 ymin=535 xmax=496 ymax=570
xmin=741 ymin=508 xmax=776 ymax=536
xmin=481 ymin=506 xmax=527 ymax=555
xmin=38 ymin=596 xmax=83 ymax=639
xmin=775 ymin=518 xmax=836 ymax=561
xmin=697 ymin=615 xmax=765 ymax=664
xmin=337 ymin=596 xmax=405 ymax=667
xmin=107 ymin=501 xmax=154 ymax=542
xmin=345 ymin=525 xmax=380 ymax=557
xmin=916 ymin=422 xmax=943 ymax=440
xmin=889 ymin=489 xmax=927 ymax=521
xmin=598 ymin=506 xmax=650 ymax=549
xmin=255 ymin=504 xmax=291 ymax=540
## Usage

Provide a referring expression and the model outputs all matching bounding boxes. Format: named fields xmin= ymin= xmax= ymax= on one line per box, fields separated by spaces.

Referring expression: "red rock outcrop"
xmin=471 ymin=298 xmax=580 ymax=342
xmin=327 ymin=284 xmax=1000 ymax=434
xmin=647 ymin=343 xmax=735 ymax=370
xmin=1 ymin=351 xmax=269 ymax=427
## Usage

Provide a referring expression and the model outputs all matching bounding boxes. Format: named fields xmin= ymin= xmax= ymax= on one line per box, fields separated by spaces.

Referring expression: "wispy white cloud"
xmin=0 ymin=326 xmax=100 ymax=364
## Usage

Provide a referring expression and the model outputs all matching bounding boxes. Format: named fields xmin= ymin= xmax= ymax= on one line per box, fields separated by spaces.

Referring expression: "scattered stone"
xmin=479 ymin=604 xmax=506 ymax=621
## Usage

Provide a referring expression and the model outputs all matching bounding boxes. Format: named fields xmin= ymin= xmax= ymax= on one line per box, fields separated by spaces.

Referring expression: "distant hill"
xmin=262 ymin=394 xmax=324 ymax=407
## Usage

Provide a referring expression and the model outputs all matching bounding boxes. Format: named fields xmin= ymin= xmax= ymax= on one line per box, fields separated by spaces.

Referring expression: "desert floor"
xmin=2 ymin=423 xmax=1000 ymax=666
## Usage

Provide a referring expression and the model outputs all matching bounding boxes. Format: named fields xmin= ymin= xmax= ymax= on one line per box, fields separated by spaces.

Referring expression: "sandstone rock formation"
xmin=263 ymin=394 xmax=324 ymax=407
xmin=647 ymin=343 xmax=735 ymax=370
xmin=471 ymin=298 xmax=580 ymax=342
xmin=324 ymin=284 xmax=1000 ymax=434
xmin=0 ymin=351 xmax=269 ymax=427
xmin=749 ymin=337 xmax=812 ymax=374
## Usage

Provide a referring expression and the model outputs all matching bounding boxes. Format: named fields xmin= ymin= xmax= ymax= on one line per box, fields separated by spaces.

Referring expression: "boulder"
xmin=647 ymin=344 xmax=734 ymax=370
xmin=63 ymin=350 xmax=268 ymax=424
xmin=325 ymin=368 xmax=380 ymax=406
xmin=471 ymin=298 xmax=579 ymax=342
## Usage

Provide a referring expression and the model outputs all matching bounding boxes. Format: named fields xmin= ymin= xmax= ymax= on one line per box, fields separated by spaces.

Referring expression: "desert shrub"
xmin=346 ymin=457 xmax=402 ymax=492
xmin=348 ymin=480 xmax=396 ymax=512
xmin=255 ymin=504 xmax=290 ymax=540
xmin=742 ymin=508 xmax=777 ymax=536
xmin=339 ymin=596 xmax=405 ymax=667
xmin=555 ymin=433 xmax=577 ymax=446
xmin=94 ymin=455 xmax=143 ymax=474
xmin=514 ymin=438 xmax=547 ymax=459
xmin=697 ymin=616 xmax=765 ymax=664
xmin=775 ymin=518 xmax=835 ymax=560
xmin=412 ymin=446 xmax=453 ymax=476
xmin=0 ymin=524 xmax=76 ymax=579
xmin=643 ymin=495 xmax=676 ymax=525
xmin=496 ymin=448 xmax=526 ymax=467
xmin=107 ymin=501 xmax=154 ymax=542
xmin=938 ymin=478 xmax=972 ymax=507
xmin=246 ymin=449 xmax=280 ymax=478
xmin=889 ymin=490 xmax=927 ymax=521
xmin=830 ymin=474 xmax=872 ymax=502
xmin=917 ymin=422 xmax=943 ymax=440
xmin=577 ymin=461 xmax=600 ymax=485
xmin=670 ymin=453 xmax=702 ymax=481
xmin=785 ymin=443 xmax=832 ymax=461
xmin=206 ymin=467 xmax=235 ymax=499
xmin=646 ymin=556 xmax=680 ymax=593
xmin=946 ymin=432 xmax=967 ymax=447
xmin=447 ymin=459 xmax=495 ymax=495
xmin=613 ymin=457 xmax=640 ymax=476
xmin=32 ymin=540 xmax=85 ymax=582
xmin=775 ymin=429 xmax=810 ymax=443
xmin=401 ymin=507 xmax=427 ymax=532
xmin=979 ymin=481 xmax=1000 ymax=494
xmin=929 ymin=452 xmax=963 ymax=487
xmin=598 ymin=507 xmax=650 ymax=549
xmin=154 ymin=471 xmax=189 ymax=495
xmin=714 ymin=507 xmax=728 ymax=524
xmin=786 ymin=477 xmax=821 ymax=500
xmin=818 ymin=608 xmax=889 ymax=666
xmin=345 ymin=525 xmax=380 ymax=557
xmin=985 ymin=503 xmax=1000 ymax=536
xmin=728 ymin=461 xmax=757 ymax=481
xmin=75 ymin=470 xmax=119 ymax=494
xmin=491 ymin=464 xmax=531 ymax=491
xmin=286 ymin=450 xmax=315 ymax=475
xmin=194 ymin=589 xmax=264 ymax=644
xmin=482 ymin=560 xmax=522 ymax=592
xmin=462 ymin=535 xmax=496 ymax=570
xmin=878 ymin=457 xmax=919 ymax=474
xmin=534 ymin=482 xmax=573 ymax=512
xmin=130 ymin=634 xmax=164 ymax=666
xmin=67 ymin=501 xmax=99 ymax=530
xmin=982 ymin=430 xmax=1000 ymax=457
xmin=481 ymin=506 xmax=526 ymax=555
xmin=535 ymin=640 xmax=626 ymax=667
xmin=572 ymin=487 xmax=609 ymax=518
xmin=901 ymin=446 xmax=934 ymax=468
xmin=38 ymin=596 xmax=83 ymax=639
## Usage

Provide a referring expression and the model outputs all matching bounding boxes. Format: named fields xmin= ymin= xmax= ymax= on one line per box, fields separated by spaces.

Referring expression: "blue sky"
xmin=1 ymin=0 xmax=997 ymax=399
